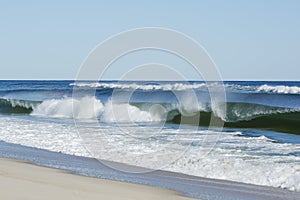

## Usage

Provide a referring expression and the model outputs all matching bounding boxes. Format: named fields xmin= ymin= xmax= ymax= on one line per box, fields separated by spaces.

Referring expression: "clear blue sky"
xmin=0 ymin=0 xmax=299 ymax=80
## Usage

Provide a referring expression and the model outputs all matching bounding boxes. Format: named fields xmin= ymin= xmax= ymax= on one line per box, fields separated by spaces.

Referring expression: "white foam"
xmin=32 ymin=96 xmax=104 ymax=119
xmin=257 ymin=84 xmax=300 ymax=94
xmin=73 ymin=82 xmax=298 ymax=94
xmin=31 ymin=97 xmax=167 ymax=122
xmin=167 ymin=133 xmax=300 ymax=192
xmin=70 ymin=82 xmax=208 ymax=91
xmin=71 ymin=82 xmax=300 ymax=95
xmin=0 ymin=116 xmax=299 ymax=192
xmin=0 ymin=117 xmax=89 ymax=157
xmin=101 ymin=100 xmax=166 ymax=122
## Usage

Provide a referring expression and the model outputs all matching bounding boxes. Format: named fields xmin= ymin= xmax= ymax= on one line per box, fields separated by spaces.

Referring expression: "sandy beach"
xmin=0 ymin=141 xmax=299 ymax=200
xmin=0 ymin=158 xmax=192 ymax=200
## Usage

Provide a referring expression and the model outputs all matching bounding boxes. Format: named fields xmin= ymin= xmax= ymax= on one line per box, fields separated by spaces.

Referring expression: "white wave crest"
xmin=70 ymin=82 xmax=208 ymax=91
xmin=257 ymin=84 xmax=300 ymax=94
xmin=101 ymin=100 xmax=166 ymax=123
xmin=31 ymin=97 xmax=167 ymax=122
xmin=32 ymin=96 xmax=104 ymax=119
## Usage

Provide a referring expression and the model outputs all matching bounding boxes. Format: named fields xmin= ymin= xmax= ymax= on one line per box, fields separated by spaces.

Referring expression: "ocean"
xmin=0 ymin=80 xmax=299 ymax=192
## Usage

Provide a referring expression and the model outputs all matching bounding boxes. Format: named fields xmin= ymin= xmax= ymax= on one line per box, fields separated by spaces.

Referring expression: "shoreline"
xmin=0 ymin=158 xmax=191 ymax=200
xmin=0 ymin=141 xmax=299 ymax=200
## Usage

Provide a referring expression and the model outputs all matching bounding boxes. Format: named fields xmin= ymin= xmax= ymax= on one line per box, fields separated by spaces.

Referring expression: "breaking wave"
xmin=0 ymin=97 xmax=166 ymax=122
xmin=70 ymin=82 xmax=209 ymax=91
xmin=70 ymin=82 xmax=300 ymax=95
xmin=1 ymin=97 xmax=299 ymax=134
xmin=31 ymin=96 xmax=104 ymax=119
xmin=256 ymin=84 xmax=300 ymax=94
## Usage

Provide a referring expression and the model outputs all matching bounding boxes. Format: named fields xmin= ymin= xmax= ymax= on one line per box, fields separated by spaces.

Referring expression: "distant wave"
xmin=256 ymin=84 xmax=300 ymax=94
xmin=70 ymin=82 xmax=209 ymax=91
xmin=70 ymin=82 xmax=300 ymax=94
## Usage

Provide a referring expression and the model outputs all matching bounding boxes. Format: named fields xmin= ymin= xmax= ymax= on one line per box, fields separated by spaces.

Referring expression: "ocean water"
xmin=0 ymin=80 xmax=300 ymax=191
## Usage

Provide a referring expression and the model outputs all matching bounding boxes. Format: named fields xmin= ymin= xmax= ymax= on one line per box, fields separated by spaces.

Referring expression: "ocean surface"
xmin=0 ymin=80 xmax=300 ymax=191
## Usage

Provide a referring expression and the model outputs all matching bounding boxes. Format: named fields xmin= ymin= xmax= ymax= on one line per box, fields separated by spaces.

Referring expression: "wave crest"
xmin=70 ymin=82 xmax=208 ymax=91
xmin=31 ymin=97 xmax=166 ymax=122
xmin=70 ymin=82 xmax=300 ymax=95
xmin=32 ymin=96 xmax=104 ymax=119
xmin=257 ymin=84 xmax=300 ymax=94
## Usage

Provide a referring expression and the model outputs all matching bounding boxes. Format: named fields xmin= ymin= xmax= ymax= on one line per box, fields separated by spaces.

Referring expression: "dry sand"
xmin=0 ymin=158 xmax=193 ymax=200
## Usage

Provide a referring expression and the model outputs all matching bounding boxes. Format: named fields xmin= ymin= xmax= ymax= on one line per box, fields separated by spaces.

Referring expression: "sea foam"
xmin=31 ymin=96 xmax=166 ymax=122
xmin=70 ymin=82 xmax=209 ymax=91
xmin=32 ymin=96 xmax=104 ymax=119
xmin=257 ymin=84 xmax=300 ymax=94
xmin=70 ymin=82 xmax=300 ymax=95
xmin=0 ymin=116 xmax=299 ymax=192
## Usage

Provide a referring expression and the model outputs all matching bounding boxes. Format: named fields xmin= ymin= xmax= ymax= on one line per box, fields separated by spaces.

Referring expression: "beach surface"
xmin=0 ymin=158 xmax=192 ymax=200
xmin=1 ymin=141 xmax=299 ymax=200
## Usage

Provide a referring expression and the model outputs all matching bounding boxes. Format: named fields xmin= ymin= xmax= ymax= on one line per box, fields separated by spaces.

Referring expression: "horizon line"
xmin=0 ymin=79 xmax=299 ymax=82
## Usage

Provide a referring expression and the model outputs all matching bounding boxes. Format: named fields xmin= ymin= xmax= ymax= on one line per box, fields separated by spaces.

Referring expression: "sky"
xmin=0 ymin=0 xmax=299 ymax=80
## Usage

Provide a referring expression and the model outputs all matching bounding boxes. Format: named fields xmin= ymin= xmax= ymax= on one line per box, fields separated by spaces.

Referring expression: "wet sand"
xmin=0 ymin=158 xmax=192 ymax=200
